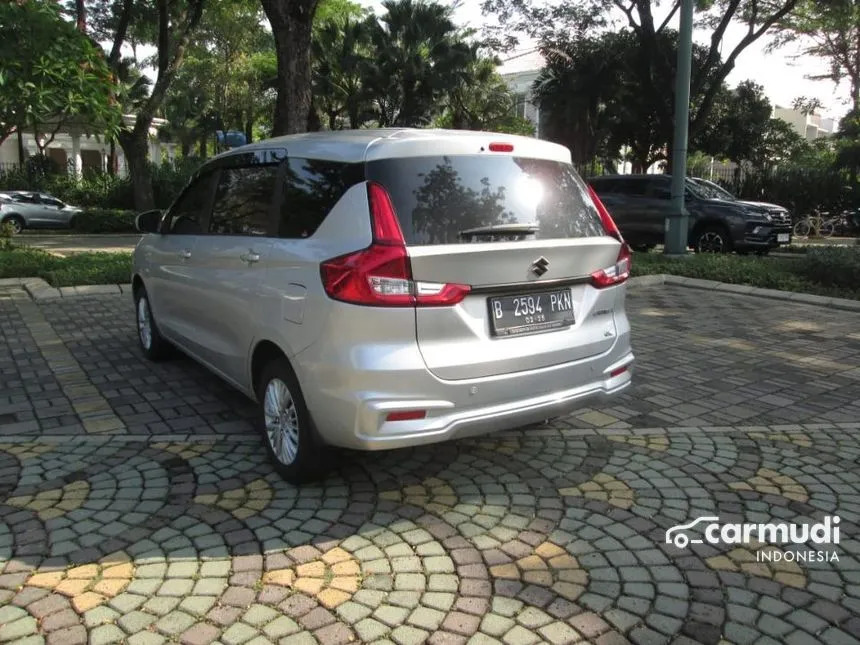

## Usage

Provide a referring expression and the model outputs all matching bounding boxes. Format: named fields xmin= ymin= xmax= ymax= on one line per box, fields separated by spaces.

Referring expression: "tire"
xmin=819 ymin=220 xmax=835 ymax=238
xmin=755 ymin=249 xmax=770 ymax=256
xmin=2 ymin=216 xmax=24 ymax=235
xmin=793 ymin=220 xmax=811 ymax=238
xmin=134 ymin=286 xmax=173 ymax=361
xmin=693 ymin=225 xmax=732 ymax=254
xmin=257 ymin=357 xmax=327 ymax=484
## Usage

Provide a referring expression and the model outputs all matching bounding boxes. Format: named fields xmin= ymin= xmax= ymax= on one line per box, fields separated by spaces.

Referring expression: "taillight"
xmin=587 ymin=184 xmax=632 ymax=289
xmin=320 ymin=183 xmax=470 ymax=307
xmin=587 ymin=185 xmax=622 ymax=241
xmin=591 ymin=242 xmax=631 ymax=289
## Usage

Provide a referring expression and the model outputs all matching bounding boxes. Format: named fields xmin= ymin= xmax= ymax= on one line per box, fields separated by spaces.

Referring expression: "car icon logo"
xmin=665 ymin=516 xmax=719 ymax=549
xmin=530 ymin=256 xmax=549 ymax=277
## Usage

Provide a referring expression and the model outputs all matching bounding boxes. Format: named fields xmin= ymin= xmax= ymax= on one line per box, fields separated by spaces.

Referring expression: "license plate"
xmin=489 ymin=290 xmax=575 ymax=337
xmin=777 ymin=233 xmax=790 ymax=243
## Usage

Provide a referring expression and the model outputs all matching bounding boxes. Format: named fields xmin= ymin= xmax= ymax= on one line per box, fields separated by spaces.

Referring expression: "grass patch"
xmin=0 ymin=246 xmax=132 ymax=287
xmin=633 ymin=249 xmax=860 ymax=301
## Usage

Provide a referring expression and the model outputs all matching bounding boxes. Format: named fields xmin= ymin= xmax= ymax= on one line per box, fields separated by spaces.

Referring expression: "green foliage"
xmin=772 ymin=0 xmax=860 ymax=111
xmin=533 ymin=29 xmax=722 ymax=171
xmin=633 ymin=250 xmax=860 ymax=300
xmin=0 ymin=161 xmax=196 ymax=211
xmin=0 ymin=222 xmax=15 ymax=250
xmin=0 ymin=0 xmax=120 ymax=148
xmin=436 ymin=53 xmax=535 ymax=135
xmin=0 ymin=246 xmax=132 ymax=287
xmin=365 ymin=0 xmax=476 ymax=127
xmin=71 ymin=209 xmax=137 ymax=233
xmin=695 ymin=81 xmax=773 ymax=165
xmin=800 ymin=246 xmax=860 ymax=290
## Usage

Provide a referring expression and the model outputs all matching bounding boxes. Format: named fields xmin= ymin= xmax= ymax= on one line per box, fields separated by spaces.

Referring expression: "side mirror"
xmin=135 ymin=209 xmax=163 ymax=234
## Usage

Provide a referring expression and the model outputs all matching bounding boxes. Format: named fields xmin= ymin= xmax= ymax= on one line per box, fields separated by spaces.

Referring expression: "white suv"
xmin=132 ymin=129 xmax=634 ymax=482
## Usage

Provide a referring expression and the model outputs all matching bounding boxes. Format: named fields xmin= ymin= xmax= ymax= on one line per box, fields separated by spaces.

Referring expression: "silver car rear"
xmin=132 ymin=129 xmax=633 ymax=483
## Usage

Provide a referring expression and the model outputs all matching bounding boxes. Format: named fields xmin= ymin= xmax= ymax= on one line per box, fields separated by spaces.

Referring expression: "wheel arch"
xmin=250 ymin=340 xmax=292 ymax=400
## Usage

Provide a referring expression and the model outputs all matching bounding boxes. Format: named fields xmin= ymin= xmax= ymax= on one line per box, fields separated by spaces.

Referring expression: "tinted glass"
xmin=366 ymin=156 xmax=605 ymax=245
xmin=167 ymin=172 xmax=215 ymax=234
xmin=613 ymin=178 xmax=651 ymax=196
xmin=279 ymin=158 xmax=363 ymax=238
xmin=210 ymin=165 xmax=278 ymax=236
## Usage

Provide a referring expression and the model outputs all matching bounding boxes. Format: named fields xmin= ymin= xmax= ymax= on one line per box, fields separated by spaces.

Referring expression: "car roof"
xmin=207 ymin=128 xmax=572 ymax=166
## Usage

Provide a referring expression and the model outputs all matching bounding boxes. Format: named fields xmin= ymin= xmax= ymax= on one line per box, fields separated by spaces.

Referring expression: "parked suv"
xmin=132 ymin=129 xmax=634 ymax=482
xmin=0 ymin=191 xmax=82 ymax=233
xmin=589 ymin=174 xmax=792 ymax=254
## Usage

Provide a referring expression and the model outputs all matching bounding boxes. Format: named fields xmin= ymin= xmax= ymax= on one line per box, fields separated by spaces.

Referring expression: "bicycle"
xmin=793 ymin=209 xmax=836 ymax=238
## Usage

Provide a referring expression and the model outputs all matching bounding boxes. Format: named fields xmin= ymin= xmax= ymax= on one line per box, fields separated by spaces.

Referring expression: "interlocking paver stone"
xmin=1 ymin=286 xmax=860 ymax=645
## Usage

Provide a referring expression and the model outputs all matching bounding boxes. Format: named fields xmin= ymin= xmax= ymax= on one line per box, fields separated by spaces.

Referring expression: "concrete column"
xmin=151 ymin=141 xmax=162 ymax=165
xmin=70 ymin=132 xmax=82 ymax=177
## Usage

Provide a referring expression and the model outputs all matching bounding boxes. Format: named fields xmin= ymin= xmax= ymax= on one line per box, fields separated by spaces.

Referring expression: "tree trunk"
xmin=261 ymin=0 xmax=320 ymax=136
xmin=308 ymin=103 xmax=321 ymax=132
xmin=199 ymin=135 xmax=207 ymax=159
xmin=245 ymin=119 xmax=253 ymax=144
xmin=16 ymin=128 xmax=26 ymax=165
xmin=118 ymin=131 xmax=154 ymax=211
xmin=75 ymin=0 xmax=86 ymax=32
xmin=327 ymin=111 xmax=337 ymax=131
xmin=109 ymin=139 xmax=116 ymax=176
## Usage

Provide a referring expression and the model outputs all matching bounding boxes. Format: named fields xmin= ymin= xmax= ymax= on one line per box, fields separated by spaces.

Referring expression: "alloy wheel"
xmin=264 ymin=378 xmax=300 ymax=465
xmin=137 ymin=296 xmax=152 ymax=350
xmin=697 ymin=231 xmax=725 ymax=253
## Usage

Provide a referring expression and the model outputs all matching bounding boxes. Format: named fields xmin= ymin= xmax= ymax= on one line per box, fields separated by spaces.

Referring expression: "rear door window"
xmin=209 ymin=164 xmax=279 ymax=236
xmin=365 ymin=155 xmax=604 ymax=245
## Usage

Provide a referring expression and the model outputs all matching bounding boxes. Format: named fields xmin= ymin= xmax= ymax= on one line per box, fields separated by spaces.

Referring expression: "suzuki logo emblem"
xmin=530 ymin=256 xmax=549 ymax=277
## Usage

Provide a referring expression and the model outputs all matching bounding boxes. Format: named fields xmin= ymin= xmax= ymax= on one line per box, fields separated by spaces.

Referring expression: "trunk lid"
xmin=365 ymin=152 xmax=623 ymax=380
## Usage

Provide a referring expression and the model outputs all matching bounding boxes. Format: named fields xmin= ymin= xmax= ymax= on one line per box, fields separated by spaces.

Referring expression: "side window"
xmin=616 ymin=179 xmax=649 ymax=196
xmin=646 ymin=177 xmax=672 ymax=200
xmin=166 ymin=172 xmax=215 ymax=234
xmin=40 ymin=196 xmax=63 ymax=207
xmin=279 ymin=158 xmax=364 ymax=238
xmin=210 ymin=164 xmax=279 ymax=236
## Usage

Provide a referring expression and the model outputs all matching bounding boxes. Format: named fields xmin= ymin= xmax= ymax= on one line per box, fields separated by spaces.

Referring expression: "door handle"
xmin=179 ymin=249 xmax=192 ymax=259
xmin=240 ymin=251 xmax=261 ymax=264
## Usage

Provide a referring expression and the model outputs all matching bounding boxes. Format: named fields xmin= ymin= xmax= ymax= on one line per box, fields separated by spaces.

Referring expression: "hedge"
xmin=71 ymin=208 xmax=138 ymax=233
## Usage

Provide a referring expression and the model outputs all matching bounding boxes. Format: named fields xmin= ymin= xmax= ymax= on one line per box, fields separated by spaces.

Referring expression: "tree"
xmin=482 ymin=0 xmax=801 ymax=170
xmin=0 ymin=0 xmax=119 ymax=163
xmin=532 ymin=29 xmax=722 ymax=172
xmin=261 ymin=0 xmax=321 ymax=136
xmin=695 ymin=81 xmax=773 ymax=165
xmin=436 ymin=50 xmax=535 ymax=135
xmin=772 ymin=0 xmax=860 ymax=112
xmin=85 ymin=0 xmax=205 ymax=209
xmin=364 ymin=0 xmax=474 ymax=127
xmin=312 ymin=14 xmax=375 ymax=129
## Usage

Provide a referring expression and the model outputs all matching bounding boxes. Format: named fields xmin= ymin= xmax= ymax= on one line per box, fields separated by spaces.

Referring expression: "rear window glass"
xmin=366 ymin=155 xmax=605 ymax=245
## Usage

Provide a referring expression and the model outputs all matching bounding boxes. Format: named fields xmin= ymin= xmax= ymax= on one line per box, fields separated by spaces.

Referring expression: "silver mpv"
xmin=132 ymin=129 xmax=634 ymax=482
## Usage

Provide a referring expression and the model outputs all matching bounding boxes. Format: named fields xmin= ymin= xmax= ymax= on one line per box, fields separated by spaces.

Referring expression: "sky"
xmin=357 ymin=0 xmax=851 ymax=123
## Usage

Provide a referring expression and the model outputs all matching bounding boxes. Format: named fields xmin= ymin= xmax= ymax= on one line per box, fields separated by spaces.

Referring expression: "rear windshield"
xmin=366 ymin=155 xmax=605 ymax=245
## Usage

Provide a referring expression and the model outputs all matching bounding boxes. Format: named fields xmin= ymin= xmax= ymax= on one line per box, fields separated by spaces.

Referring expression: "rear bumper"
xmin=296 ymin=328 xmax=634 ymax=452
xmin=345 ymin=360 xmax=633 ymax=451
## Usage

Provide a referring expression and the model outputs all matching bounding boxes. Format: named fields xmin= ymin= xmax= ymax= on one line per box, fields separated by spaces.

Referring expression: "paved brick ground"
xmin=0 ymin=285 xmax=859 ymax=645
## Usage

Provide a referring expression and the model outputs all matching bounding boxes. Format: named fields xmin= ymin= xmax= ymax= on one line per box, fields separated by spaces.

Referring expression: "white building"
xmin=0 ymin=115 xmax=178 ymax=176
xmin=500 ymin=49 xmax=545 ymax=138
xmin=772 ymin=106 xmax=837 ymax=141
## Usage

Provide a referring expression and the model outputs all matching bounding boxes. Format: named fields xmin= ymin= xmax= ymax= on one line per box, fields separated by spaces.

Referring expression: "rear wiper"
xmin=459 ymin=223 xmax=539 ymax=237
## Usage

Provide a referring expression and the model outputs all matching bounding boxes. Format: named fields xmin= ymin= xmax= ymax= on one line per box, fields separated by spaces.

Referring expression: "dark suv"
xmin=589 ymin=174 xmax=792 ymax=254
